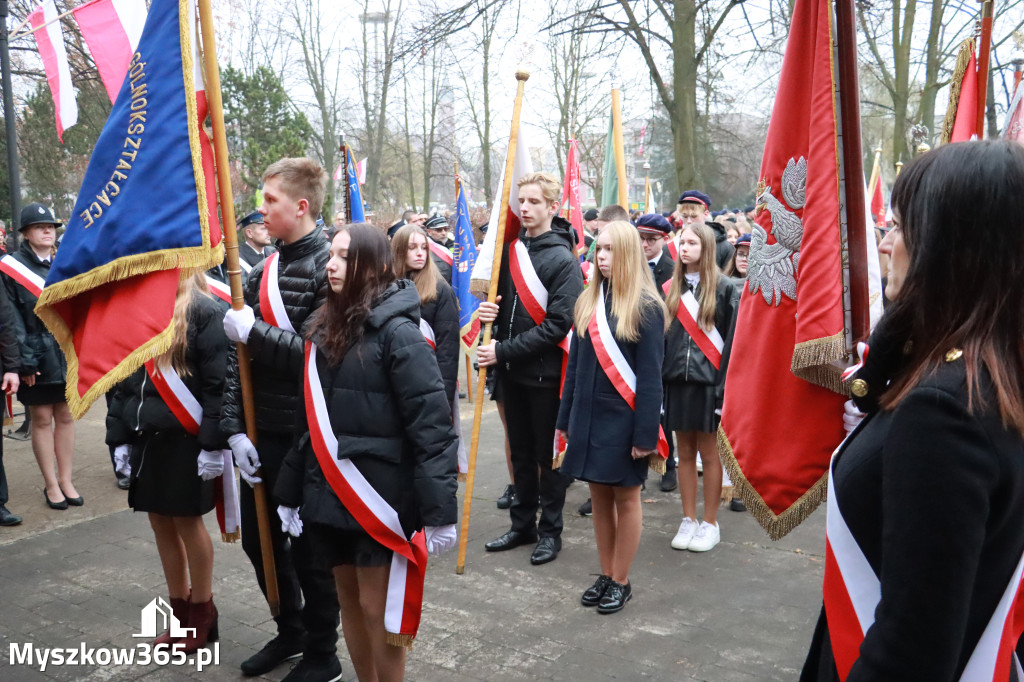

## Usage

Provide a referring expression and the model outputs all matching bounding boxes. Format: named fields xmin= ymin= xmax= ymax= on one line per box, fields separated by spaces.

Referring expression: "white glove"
xmin=223 ymin=305 xmax=256 ymax=344
xmin=277 ymin=505 xmax=303 ymax=537
xmin=197 ymin=449 xmax=227 ymax=480
xmin=424 ymin=524 xmax=457 ymax=557
xmin=843 ymin=399 xmax=866 ymax=434
xmin=228 ymin=433 xmax=262 ymax=486
xmin=113 ymin=444 xmax=132 ymax=477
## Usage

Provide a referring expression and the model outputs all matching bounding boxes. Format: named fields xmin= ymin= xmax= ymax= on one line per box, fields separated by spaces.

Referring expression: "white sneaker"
xmin=688 ymin=521 xmax=721 ymax=552
xmin=670 ymin=517 xmax=699 ymax=550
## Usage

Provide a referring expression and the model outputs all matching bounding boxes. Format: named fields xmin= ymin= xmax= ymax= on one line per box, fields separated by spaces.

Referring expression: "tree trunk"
xmin=672 ymin=0 xmax=699 ymax=192
xmin=917 ymin=1 xmax=947 ymax=151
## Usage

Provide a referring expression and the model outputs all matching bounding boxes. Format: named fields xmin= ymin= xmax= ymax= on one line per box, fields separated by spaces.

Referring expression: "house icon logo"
xmin=133 ymin=597 xmax=196 ymax=639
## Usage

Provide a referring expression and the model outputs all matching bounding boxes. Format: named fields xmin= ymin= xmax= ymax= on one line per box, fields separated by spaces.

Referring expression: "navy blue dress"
xmin=556 ymin=291 xmax=664 ymax=487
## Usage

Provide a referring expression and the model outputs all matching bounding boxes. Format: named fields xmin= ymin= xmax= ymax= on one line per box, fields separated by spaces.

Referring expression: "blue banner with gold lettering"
xmin=36 ymin=0 xmax=223 ymax=418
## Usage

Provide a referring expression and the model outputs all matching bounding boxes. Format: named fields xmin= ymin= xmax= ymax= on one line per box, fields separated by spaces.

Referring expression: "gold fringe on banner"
xmin=718 ymin=427 xmax=828 ymax=541
xmin=457 ymin=472 xmax=467 ymax=483
xmin=941 ymin=39 xmax=977 ymax=145
xmin=647 ymin=454 xmax=666 ymax=475
xmin=791 ymin=331 xmax=847 ymax=394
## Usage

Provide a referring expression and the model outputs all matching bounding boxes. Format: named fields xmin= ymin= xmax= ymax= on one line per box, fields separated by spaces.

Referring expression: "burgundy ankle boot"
xmin=180 ymin=596 xmax=218 ymax=653
xmin=153 ymin=596 xmax=189 ymax=647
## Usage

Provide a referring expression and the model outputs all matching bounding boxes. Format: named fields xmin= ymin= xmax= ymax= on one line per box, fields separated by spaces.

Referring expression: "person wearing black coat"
xmin=556 ymin=221 xmax=666 ymax=614
xmin=219 ymin=159 xmax=340 ymax=680
xmin=237 ymin=210 xmax=276 ymax=278
xmin=801 ymin=140 xmax=1024 ymax=681
xmin=0 ymin=284 xmax=21 ymax=526
xmin=0 ymin=204 xmax=78 ymax=510
xmin=105 ymin=276 xmax=229 ymax=652
xmin=424 ymin=215 xmax=454 ymax=285
xmin=477 ymin=173 xmax=585 ymax=566
xmin=662 ymin=222 xmax=738 ymax=555
xmin=276 ymin=225 xmax=458 ymax=682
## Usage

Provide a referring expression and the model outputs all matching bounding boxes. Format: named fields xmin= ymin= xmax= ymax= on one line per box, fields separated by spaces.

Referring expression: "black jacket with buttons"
xmin=1 ymin=242 xmax=66 ymax=384
xmin=220 ymin=228 xmax=329 ymax=436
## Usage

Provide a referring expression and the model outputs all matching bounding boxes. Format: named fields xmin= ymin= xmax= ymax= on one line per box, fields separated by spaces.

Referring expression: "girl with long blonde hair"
xmin=663 ymin=222 xmax=738 ymax=554
xmin=556 ymin=221 xmax=666 ymax=614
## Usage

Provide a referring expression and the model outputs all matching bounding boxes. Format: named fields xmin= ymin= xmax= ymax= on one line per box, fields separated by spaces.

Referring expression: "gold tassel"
xmin=720 ymin=484 xmax=734 ymax=504
xmin=385 ymin=632 xmax=414 ymax=650
xmin=457 ymin=472 xmax=467 ymax=483
xmin=552 ymin=450 xmax=565 ymax=469
xmin=220 ymin=530 xmax=240 ymax=543
xmin=717 ymin=426 xmax=828 ymax=541
xmin=791 ymin=332 xmax=847 ymax=396
xmin=647 ymin=454 xmax=666 ymax=475
xmin=941 ymin=39 xmax=977 ymax=145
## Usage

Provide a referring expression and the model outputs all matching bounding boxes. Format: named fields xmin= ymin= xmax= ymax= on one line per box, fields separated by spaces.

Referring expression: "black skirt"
xmin=664 ymin=381 xmax=719 ymax=433
xmin=305 ymin=522 xmax=393 ymax=568
xmin=129 ymin=430 xmax=215 ymax=516
xmin=17 ymin=381 xmax=66 ymax=406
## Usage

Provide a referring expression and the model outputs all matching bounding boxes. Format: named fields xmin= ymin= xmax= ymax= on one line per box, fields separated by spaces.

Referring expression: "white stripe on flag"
xmin=30 ymin=0 xmax=78 ymax=140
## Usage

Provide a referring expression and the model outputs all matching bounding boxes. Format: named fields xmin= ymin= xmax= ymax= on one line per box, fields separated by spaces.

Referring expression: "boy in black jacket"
xmin=477 ymin=172 xmax=584 ymax=565
xmin=220 ymin=158 xmax=341 ymax=681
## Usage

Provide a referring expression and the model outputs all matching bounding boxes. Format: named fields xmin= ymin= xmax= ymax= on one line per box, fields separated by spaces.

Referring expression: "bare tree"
xmin=358 ymin=0 xmax=403 ymax=207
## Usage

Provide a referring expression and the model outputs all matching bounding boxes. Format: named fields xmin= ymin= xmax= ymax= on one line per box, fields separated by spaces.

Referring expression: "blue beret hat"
xmin=677 ymin=190 xmax=712 ymax=210
xmin=634 ymin=213 xmax=672 ymax=235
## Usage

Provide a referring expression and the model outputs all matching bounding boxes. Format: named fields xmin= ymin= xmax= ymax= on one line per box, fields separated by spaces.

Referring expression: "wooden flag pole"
xmin=867 ymin=145 xmax=882 ymax=199
xmin=197 ymin=0 xmax=280 ymax=616
xmin=465 ymin=355 xmax=473 ymax=403
xmin=976 ymin=0 xmax=994 ymax=139
xmin=835 ymin=0 xmax=870 ymax=344
xmin=456 ymin=68 xmax=529 ymax=575
xmin=611 ymin=87 xmax=628 ymax=210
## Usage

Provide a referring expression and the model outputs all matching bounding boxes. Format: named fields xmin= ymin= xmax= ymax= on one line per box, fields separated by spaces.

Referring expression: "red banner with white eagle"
xmin=719 ymin=0 xmax=849 ymax=540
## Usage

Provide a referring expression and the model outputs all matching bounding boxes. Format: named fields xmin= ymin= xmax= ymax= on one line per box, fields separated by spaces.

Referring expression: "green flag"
xmin=601 ymin=110 xmax=618 ymax=207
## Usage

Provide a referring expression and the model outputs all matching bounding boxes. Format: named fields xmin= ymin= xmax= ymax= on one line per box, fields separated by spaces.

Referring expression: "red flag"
xmin=943 ymin=39 xmax=979 ymax=144
xmin=72 ymin=0 xmax=147 ymax=103
xmin=560 ymin=139 xmax=585 ymax=253
xmin=870 ymin=174 xmax=885 ymax=228
xmin=719 ymin=0 xmax=848 ymax=540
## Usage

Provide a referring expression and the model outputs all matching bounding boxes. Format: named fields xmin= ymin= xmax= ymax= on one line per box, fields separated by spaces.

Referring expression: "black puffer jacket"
xmin=663 ymin=275 xmax=739 ymax=404
xmin=1 ymin=242 xmax=66 ymax=383
xmin=708 ymin=221 xmax=735 ymax=270
xmin=275 ymin=281 xmax=459 ymax=535
xmin=494 ymin=216 xmax=584 ymax=386
xmin=420 ymin=278 xmax=460 ymax=402
xmin=221 ymin=228 xmax=329 ymax=436
xmin=106 ymin=294 xmax=229 ymax=451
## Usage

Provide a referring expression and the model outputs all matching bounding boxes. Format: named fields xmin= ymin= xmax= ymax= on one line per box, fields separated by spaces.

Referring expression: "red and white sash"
xmin=258 ymin=252 xmax=295 ymax=333
xmin=588 ymin=283 xmax=669 ymax=466
xmin=144 ymin=359 xmax=241 ymax=542
xmin=304 ymin=341 xmax=428 ymax=647
xmin=428 ymin=239 xmax=453 ymax=266
xmin=507 ymin=238 xmax=572 ymax=376
xmin=665 ymin=234 xmax=680 ymax=261
xmin=664 ymin=279 xmax=725 ymax=370
xmin=823 ymin=449 xmax=1024 ymax=681
xmin=419 ymin=319 xmax=436 ymax=350
xmin=0 ymin=255 xmax=45 ymax=297
xmin=204 ymin=275 xmax=232 ymax=305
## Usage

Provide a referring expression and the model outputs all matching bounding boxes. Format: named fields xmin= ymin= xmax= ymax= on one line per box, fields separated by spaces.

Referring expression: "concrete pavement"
xmin=0 ymin=398 xmax=826 ymax=681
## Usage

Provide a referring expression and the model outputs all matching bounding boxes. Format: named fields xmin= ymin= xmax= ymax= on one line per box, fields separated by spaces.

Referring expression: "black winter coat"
xmin=106 ymin=294 xmax=229 ymax=451
xmin=801 ymin=337 xmax=1024 ymax=681
xmin=238 ymin=242 xmax=275 ymax=276
xmin=221 ymin=228 xmax=329 ymax=436
xmin=0 ymin=285 xmax=21 ymax=376
xmin=420 ymin=278 xmax=459 ymax=402
xmin=1 ymin=242 xmax=66 ymax=384
xmin=494 ymin=216 xmax=584 ymax=387
xmin=708 ymin=221 xmax=735 ymax=271
xmin=556 ymin=288 xmax=665 ymax=461
xmin=275 ymin=281 xmax=459 ymax=535
xmin=649 ymin=246 xmax=675 ymax=293
xmin=663 ymin=275 xmax=738 ymax=403
xmin=430 ymin=249 xmax=453 ymax=285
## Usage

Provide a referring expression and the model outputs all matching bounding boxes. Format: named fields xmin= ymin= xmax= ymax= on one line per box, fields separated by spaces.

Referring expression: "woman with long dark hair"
xmin=276 ymin=224 xmax=459 ymax=682
xmin=802 ymin=140 xmax=1024 ymax=680
xmin=662 ymin=222 xmax=738 ymax=553
xmin=106 ymin=273 xmax=230 ymax=652
xmin=556 ymin=221 xmax=666 ymax=614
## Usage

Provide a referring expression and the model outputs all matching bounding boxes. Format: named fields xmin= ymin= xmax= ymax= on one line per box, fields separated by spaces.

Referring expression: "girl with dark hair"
xmin=106 ymin=273 xmax=230 ymax=652
xmin=556 ymin=221 xmax=666 ymax=614
xmin=802 ymin=140 xmax=1024 ymax=680
xmin=662 ymin=222 xmax=738 ymax=553
xmin=275 ymin=224 xmax=459 ymax=682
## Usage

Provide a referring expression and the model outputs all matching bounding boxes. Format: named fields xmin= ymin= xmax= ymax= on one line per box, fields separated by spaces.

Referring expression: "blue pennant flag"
xmin=346 ymin=148 xmax=365 ymax=222
xmin=452 ymin=180 xmax=479 ymax=351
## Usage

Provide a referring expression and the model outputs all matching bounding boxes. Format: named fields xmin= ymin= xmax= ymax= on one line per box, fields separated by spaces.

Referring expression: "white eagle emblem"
xmin=748 ymin=157 xmax=806 ymax=306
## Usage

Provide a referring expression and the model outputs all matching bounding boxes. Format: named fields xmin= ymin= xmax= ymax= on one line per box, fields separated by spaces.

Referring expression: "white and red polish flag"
xmin=471 ymin=127 xmax=533 ymax=285
xmin=28 ymin=0 xmax=78 ymax=141
xmin=71 ymin=0 xmax=147 ymax=103
xmin=357 ymin=158 xmax=367 ymax=185
xmin=560 ymin=139 xmax=586 ymax=253
xmin=1002 ymin=82 xmax=1024 ymax=143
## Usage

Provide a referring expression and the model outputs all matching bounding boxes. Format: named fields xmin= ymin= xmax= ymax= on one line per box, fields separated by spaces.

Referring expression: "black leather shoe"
xmin=530 ymin=536 xmax=561 ymax=565
xmin=44 ymin=489 xmax=67 ymax=510
xmin=116 ymin=474 xmax=130 ymax=491
xmin=485 ymin=529 xmax=537 ymax=552
xmin=0 ymin=505 xmax=22 ymax=526
xmin=660 ymin=469 xmax=678 ymax=492
xmin=280 ymin=656 xmax=342 ymax=682
xmin=597 ymin=580 xmax=632 ymax=614
xmin=581 ymin=575 xmax=611 ymax=607
xmin=240 ymin=635 xmax=303 ymax=677
xmin=496 ymin=484 xmax=516 ymax=510
xmin=60 ymin=487 xmax=84 ymax=506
